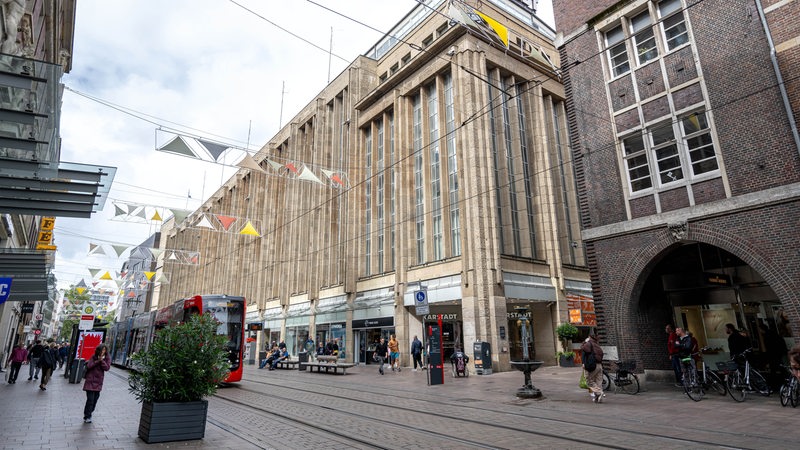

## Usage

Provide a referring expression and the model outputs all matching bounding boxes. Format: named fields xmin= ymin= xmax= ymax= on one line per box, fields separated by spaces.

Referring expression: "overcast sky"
xmin=53 ymin=0 xmax=555 ymax=294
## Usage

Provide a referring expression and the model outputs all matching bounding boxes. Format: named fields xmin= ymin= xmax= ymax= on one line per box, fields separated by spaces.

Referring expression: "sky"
xmin=53 ymin=0 xmax=555 ymax=295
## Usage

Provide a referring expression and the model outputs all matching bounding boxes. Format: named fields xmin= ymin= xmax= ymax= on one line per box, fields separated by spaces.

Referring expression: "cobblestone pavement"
xmin=1 ymin=362 xmax=798 ymax=449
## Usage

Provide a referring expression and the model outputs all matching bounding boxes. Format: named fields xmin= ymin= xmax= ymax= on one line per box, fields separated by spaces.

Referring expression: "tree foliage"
xmin=128 ymin=313 xmax=230 ymax=403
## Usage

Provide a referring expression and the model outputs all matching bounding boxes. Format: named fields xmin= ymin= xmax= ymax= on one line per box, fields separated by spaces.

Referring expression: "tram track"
xmin=218 ymin=371 xmax=785 ymax=450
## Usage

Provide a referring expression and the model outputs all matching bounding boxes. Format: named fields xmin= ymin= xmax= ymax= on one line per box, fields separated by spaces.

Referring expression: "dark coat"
xmin=83 ymin=354 xmax=111 ymax=392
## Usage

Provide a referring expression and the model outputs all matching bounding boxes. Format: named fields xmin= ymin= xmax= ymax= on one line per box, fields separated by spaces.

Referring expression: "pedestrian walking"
xmin=411 ymin=335 xmax=423 ymax=371
xmin=581 ymin=333 xmax=604 ymax=403
xmin=725 ymin=323 xmax=749 ymax=359
xmin=38 ymin=342 xmax=58 ymax=390
xmin=27 ymin=340 xmax=45 ymax=381
xmin=374 ymin=338 xmax=388 ymax=375
xmin=83 ymin=344 xmax=111 ymax=424
xmin=665 ymin=324 xmax=681 ymax=386
xmin=388 ymin=334 xmax=401 ymax=372
xmin=6 ymin=343 xmax=28 ymax=384
xmin=58 ymin=343 xmax=69 ymax=369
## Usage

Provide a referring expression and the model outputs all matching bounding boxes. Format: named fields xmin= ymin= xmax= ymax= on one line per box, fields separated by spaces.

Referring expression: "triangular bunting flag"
xmin=115 ymin=280 xmax=125 ymax=288
xmin=127 ymin=290 xmax=136 ymax=298
xmin=114 ymin=203 xmax=128 ymax=217
xmin=321 ymin=169 xmax=347 ymax=188
xmin=156 ymin=274 xmax=170 ymax=284
xmin=196 ymin=215 xmax=215 ymax=229
xmin=134 ymin=207 xmax=148 ymax=220
xmin=298 ymin=166 xmax=324 ymax=184
xmin=76 ymin=279 xmax=87 ymax=288
xmin=91 ymin=281 xmax=99 ymax=287
xmin=189 ymin=253 xmax=199 ymax=264
xmin=474 ymin=11 xmax=509 ymax=48
xmin=99 ymin=271 xmax=113 ymax=280
xmin=149 ymin=248 xmax=164 ymax=260
xmin=169 ymin=209 xmax=192 ymax=225
xmin=111 ymin=244 xmax=129 ymax=257
xmin=167 ymin=252 xmax=178 ymax=260
xmin=197 ymin=138 xmax=230 ymax=161
xmin=157 ymin=135 xmax=199 ymax=158
xmin=266 ymin=159 xmax=284 ymax=172
xmin=151 ymin=210 xmax=163 ymax=221
xmin=240 ymin=221 xmax=261 ymax=237
xmin=144 ymin=271 xmax=156 ymax=281
xmin=88 ymin=268 xmax=101 ymax=278
xmin=237 ymin=154 xmax=267 ymax=173
xmin=285 ymin=162 xmax=300 ymax=175
xmin=76 ymin=287 xmax=86 ymax=295
xmin=216 ymin=215 xmax=236 ymax=231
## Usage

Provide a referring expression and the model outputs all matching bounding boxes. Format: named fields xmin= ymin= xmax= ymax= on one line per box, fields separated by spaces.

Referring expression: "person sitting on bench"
xmin=270 ymin=348 xmax=290 ymax=370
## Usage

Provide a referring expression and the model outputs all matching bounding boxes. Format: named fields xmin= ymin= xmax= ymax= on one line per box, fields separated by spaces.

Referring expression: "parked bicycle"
xmin=717 ymin=349 xmax=771 ymax=402
xmin=697 ymin=348 xmax=726 ymax=396
xmin=601 ymin=360 xmax=640 ymax=394
xmin=680 ymin=355 xmax=704 ymax=401
xmin=779 ymin=364 xmax=799 ymax=407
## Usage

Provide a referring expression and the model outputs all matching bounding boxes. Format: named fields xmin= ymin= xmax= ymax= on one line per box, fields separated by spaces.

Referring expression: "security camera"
xmin=446 ymin=46 xmax=456 ymax=57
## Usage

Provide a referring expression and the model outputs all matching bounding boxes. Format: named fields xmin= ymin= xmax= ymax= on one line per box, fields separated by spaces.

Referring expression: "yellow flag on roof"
xmin=240 ymin=221 xmax=261 ymax=237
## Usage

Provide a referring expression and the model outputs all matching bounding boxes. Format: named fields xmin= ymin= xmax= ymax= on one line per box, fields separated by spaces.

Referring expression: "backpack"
xmin=583 ymin=342 xmax=597 ymax=372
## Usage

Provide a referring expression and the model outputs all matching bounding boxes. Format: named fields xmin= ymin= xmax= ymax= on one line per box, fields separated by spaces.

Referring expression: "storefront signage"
xmin=423 ymin=313 xmax=460 ymax=321
xmin=506 ymin=311 xmax=531 ymax=319
xmin=566 ymin=293 xmax=596 ymax=326
xmin=0 ymin=277 xmax=11 ymax=305
xmin=330 ymin=323 xmax=344 ymax=329
xmin=21 ymin=302 xmax=34 ymax=313
xmin=79 ymin=314 xmax=95 ymax=331
xmin=247 ymin=322 xmax=263 ymax=331
xmin=569 ymin=308 xmax=582 ymax=324
xmin=705 ymin=273 xmax=731 ymax=287
xmin=352 ymin=317 xmax=394 ymax=329
xmin=427 ymin=318 xmax=444 ymax=386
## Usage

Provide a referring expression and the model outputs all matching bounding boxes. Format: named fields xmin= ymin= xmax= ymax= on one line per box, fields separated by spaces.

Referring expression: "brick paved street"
xmin=1 ymin=363 xmax=798 ymax=449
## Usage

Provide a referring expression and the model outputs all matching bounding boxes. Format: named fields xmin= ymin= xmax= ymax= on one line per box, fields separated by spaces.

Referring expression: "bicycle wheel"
xmin=780 ymin=383 xmax=791 ymax=407
xmin=748 ymin=368 xmax=771 ymax=396
xmin=683 ymin=370 xmax=704 ymax=401
xmin=727 ymin=371 xmax=746 ymax=402
xmin=705 ymin=370 xmax=727 ymax=396
xmin=601 ymin=370 xmax=611 ymax=392
xmin=791 ymin=380 xmax=799 ymax=407
xmin=617 ymin=373 xmax=640 ymax=394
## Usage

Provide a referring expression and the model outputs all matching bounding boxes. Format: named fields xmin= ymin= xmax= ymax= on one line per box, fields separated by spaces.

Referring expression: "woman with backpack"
xmin=581 ymin=333 xmax=604 ymax=403
xmin=82 ymin=344 xmax=111 ymax=423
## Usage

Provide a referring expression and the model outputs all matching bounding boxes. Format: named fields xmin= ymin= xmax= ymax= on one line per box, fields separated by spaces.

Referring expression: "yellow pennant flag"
xmin=240 ymin=221 xmax=261 ymax=237
xmin=475 ymin=11 xmax=509 ymax=48
xmin=76 ymin=287 xmax=86 ymax=295
xmin=99 ymin=271 xmax=113 ymax=280
xmin=144 ymin=271 xmax=156 ymax=281
xmin=151 ymin=210 xmax=162 ymax=221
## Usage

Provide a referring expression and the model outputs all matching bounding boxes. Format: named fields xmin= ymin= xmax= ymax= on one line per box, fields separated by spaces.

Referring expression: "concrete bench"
xmin=315 ymin=355 xmax=339 ymax=363
xmin=273 ymin=359 xmax=300 ymax=370
xmin=304 ymin=361 xmax=355 ymax=375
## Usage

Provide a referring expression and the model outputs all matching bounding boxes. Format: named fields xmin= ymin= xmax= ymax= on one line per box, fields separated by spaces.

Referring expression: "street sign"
xmin=35 ymin=313 xmax=43 ymax=321
xmin=34 ymin=329 xmax=41 ymax=335
xmin=0 ymin=277 xmax=11 ymax=305
xmin=414 ymin=289 xmax=429 ymax=315
xmin=79 ymin=314 xmax=95 ymax=331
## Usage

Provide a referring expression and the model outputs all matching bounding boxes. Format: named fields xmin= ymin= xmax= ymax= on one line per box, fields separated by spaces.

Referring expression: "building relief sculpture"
xmin=668 ymin=221 xmax=688 ymax=241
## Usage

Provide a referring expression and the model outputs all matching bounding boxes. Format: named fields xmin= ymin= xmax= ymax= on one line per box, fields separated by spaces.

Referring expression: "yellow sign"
xmin=40 ymin=217 xmax=55 ymax=231
xmin=37 ymin=231 xmax=53 ymax=244
xmin=35 ymin=244 xmax=57 ymax=251
xmin=569 ymin=308 xmax=582 ymax=324
xmin=83 ymin=305 xmax=95 ymax=315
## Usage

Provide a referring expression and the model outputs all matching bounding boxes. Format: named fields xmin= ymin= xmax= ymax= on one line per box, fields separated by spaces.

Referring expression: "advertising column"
xmin=427 ymin=315 xmax=444 ymax=386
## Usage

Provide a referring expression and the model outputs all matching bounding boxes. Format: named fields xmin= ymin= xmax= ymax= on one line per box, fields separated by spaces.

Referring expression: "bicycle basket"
xmin=618 ymin=360 xmax=637 ymax=372
xmin=716 ymin=361 xmax=739 ymax=373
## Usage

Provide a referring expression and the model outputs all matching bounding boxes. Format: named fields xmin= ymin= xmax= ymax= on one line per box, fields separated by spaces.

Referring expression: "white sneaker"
xmin=413 ymin=368 xmax=417 ymax=372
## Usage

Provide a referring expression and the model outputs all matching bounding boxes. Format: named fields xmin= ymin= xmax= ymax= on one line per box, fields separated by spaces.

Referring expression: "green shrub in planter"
xmin=129 ymin=313 xmax=230 ymax=403
xmin=555 ymin=323 xmax=579 ymax=353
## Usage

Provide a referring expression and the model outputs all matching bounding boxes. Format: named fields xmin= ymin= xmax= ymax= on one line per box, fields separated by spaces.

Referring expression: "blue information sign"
xmin=0 ymin=277 xmax=12 ymax=305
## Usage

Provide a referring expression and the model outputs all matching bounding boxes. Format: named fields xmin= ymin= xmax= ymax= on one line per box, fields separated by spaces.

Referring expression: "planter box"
xmin=558 ymin=355 xmax=575 ymax=367
xmin=138 ymin=400 xmax=208 ymax=444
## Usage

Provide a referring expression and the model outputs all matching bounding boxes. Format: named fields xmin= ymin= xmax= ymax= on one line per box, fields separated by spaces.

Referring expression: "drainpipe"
xmin=754 ymin=0 xmax=800 ymax=155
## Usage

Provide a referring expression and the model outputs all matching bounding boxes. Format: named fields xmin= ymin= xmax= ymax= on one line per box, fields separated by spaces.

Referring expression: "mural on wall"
xmin=702 ymin=309 xmax=737 ymax=339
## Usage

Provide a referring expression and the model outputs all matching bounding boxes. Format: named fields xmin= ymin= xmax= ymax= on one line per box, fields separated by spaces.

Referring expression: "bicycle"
xmin=600 ymin=360 xmax=640 ymax=394
xmin=718 ymin=349 xmax=771 ymax=402
xmin=697 ymin=349 xmax=726 ymax=396
xmin=680 ymin=356 xmax=704 ymax=401
xmin=779 ymin=365 xmax=799 ymax=407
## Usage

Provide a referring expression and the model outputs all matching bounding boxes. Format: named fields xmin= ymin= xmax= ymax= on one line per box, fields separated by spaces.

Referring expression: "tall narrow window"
xmin=681 ymin=112 xmax=718 ymax=175
xmin=428 ymin=82 xmax=443 ymax=261
xmin=502 ymin=78 xmax=522 ymax=255
xmin=413 ymin=94 xmax=425 ymax=264
xmin=487 ymin=73 xmax=505 ymax=252
xmin=606 ymin=25 xmax=630 ymax=77
xmin=364 ymin=126 xmax=372 ymax=275
xmin=631 ymin=10 xmax=658 ymax=65
xmin=659 ymin=0 xmax=688 ymax=50
xmin=623 ymin=134 xmax=652 ymax=192
xmin=376 ymin=119 xmax=385 ymax=274
xmin=650 ymin=121 xmax=682 ymax=185
xmin=517 ymin=85 xmax=537 ymax=259
xmin=444 ymin=74 xmax=460 ymax=257
xmin=389 ymin=112 xmax=396 ymax=270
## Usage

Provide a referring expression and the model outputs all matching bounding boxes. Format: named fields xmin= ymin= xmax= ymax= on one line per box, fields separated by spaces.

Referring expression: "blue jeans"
xmin=671 ymin=355 xmax=682 ymax=383
xmin=29 ymin=358 xmax=41 ymax=378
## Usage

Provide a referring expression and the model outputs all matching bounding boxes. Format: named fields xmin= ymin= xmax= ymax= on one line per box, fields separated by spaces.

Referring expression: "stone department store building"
xmin=159 ymin=0 xmax=591 ymax=371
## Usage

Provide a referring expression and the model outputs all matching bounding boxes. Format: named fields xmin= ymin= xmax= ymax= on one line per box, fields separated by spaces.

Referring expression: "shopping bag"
xmin=579 ymin=370 xmax=589 ymax=389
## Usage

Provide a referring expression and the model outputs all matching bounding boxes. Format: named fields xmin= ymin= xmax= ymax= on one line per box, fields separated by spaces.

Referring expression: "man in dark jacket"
xmin=38 ymin=343 xmax=58 ymax=390
xmin=411 ymin=336 xmax=423 ymax=371
xmin=27 ymin=340 xmax=45 ymax=381
xmin=374 ymin=338 xmax=388 ymax=375
xmin=725 ymin=323 xmax=750 ymax=359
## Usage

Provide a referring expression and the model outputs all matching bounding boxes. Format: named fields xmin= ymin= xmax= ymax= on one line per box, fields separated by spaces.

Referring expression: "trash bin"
xmin=298 ymin=350 xmax=309 ymax=371
xmin=69 ymin=358 xmax=87 ymax=384
xmin=473 ymin=341 xmax=492 ymax=375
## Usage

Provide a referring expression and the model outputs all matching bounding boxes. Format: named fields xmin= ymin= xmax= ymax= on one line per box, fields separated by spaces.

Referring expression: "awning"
xmin=0 ymin=248 xmax=55 ymax=302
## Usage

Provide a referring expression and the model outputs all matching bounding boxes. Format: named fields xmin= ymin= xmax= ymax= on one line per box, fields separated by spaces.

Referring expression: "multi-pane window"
xmin=376 ymin=119 xmax=385 ymax=274
xmin=444 ymin=74 xmax=461 ymax=257
xmin=623 ymin=110 xmax=718 ymax=193
xmin=389 ymin=113 xmax=396 ymax=269
xmin=364 ymin=126 xmax=372 ymax=275
xmin=606 ymin=25 xmax=630 ymax=77
xmin=623 ymin=134 xmax=652 ymax=192
xmin=413 ymin=94 xmax=425 ymax=264
xmin=631 ymin=10 xmax=658 ymax=65
xmin=659 ymin=0 xmax=688 ymax=50
xmin=428 ymin=82 xmax=443 ymax=261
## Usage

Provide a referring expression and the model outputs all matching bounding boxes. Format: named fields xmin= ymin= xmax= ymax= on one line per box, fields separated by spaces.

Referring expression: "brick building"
xmin=553 ymin=0 xmax=800 ymax=375
xmin=158 ymin=0 xmax=591 ymax=371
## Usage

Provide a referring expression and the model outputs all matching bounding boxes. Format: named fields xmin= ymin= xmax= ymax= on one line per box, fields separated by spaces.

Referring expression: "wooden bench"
xmin=303 ymin=361 xmax=355 ymax=375
xmin=272 ymin=359 xmax=300 ymax=370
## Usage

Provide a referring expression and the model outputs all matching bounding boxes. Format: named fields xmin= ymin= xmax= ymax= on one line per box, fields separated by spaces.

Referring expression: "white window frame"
xmin=630 ymin=9 xmax=658 ymax=65
xmin=658 ymin=0 xmax=689 ymax=52
xmin=605 ymin=25 xmax=630 ymax=78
